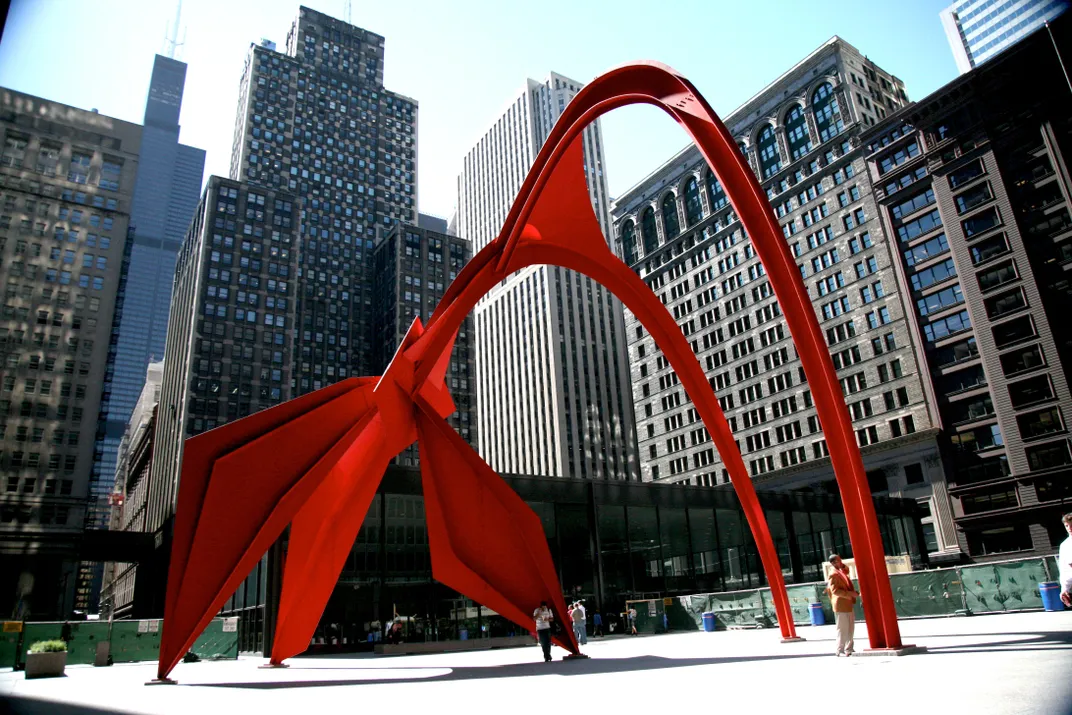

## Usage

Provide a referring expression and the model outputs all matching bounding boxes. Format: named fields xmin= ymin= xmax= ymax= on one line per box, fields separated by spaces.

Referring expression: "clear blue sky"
xmin=0 ymin=0 xmax=958 ymax=219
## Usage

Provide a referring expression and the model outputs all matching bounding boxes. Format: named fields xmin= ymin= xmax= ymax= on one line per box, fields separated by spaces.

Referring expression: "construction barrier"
xmin=654 ymin=555 xmax=1060 ymax=632
xmin=4 ymin=617 xmax=237 ymax=670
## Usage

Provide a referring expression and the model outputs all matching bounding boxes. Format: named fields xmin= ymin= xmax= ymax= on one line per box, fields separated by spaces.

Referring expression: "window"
xmin=961 ymin=486 xmax=1017 ymax=515
xmin=890 ymin=188 xmax=935 ymax=220
xmin=99 ymin=158 xmax=122 ymax=191
xmin=661 ymin=193 xmax=680 ymax=239
xmin=784 ymin=104 xmax=812 ymax=160
xmin=897 ymin=209 xmax=942 ymax=242
xmin=812 ymin=83 xmax=844 ymax=142
xmin=917 ymin=285 xmax=963 ymax=316
xmin=984 ymin=288 xmax=1026 ymax=319
xmin=706 ymin=171 xmax=727 ymax=211
xmin=911 ymin=258 xmax=957 ymax=290
xmin=977 ymin=260 xmax=1017 ymax=292
xmin=905 ymin=463 xmax=924 ymax=485
xmin=757 ymin=124 xmax=782 ymax=178
xmin=1026 ymin=440 xmax=1072 ymax=470
xmin=641 ymin=208 xmax=658 ymax=255
xmin=620 ymin=221 xmax=638 ymax=264
xmin=684 ymin=177 xmax=702 ymax=226
xmin=904 ymin=233 xmax=948 ymax=266
xmin=993 ymin=315 xmax=1035 ymax=347
xmin=955 ymin=182 xmax=992 ymax=214
xmin=999 ymin=343 xmax=1044 ymax=376
xmin=923 ymin=309 xmax=971 ymax=342
xmin=948 ymin=159 xmax=984 ymax=189
xmin=68 ymin=152 xmax=92 ymax=184
xmin=970 ymin=233 xmax=1009 ymax=265
xmin=1017 ymin=407 xmax=1063 ymax=440
xmin=962 ymin=207 xmax=1000 ymax=238
xmin=1008 ymin=375 xmax=1053 ymax=408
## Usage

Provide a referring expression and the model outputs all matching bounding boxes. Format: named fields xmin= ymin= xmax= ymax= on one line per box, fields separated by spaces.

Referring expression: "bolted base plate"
xmin=781 ymin=636 xmax=807 ymax=643
xmin=258 ymin=662 xmax=290 ymax=669
xmin=562 ymin=653 xmax=590 ymax=660
xmin=854 ymin=644 xmax=926 ymax=657
xmin=145 ymin=678 xmax=177 ymax=686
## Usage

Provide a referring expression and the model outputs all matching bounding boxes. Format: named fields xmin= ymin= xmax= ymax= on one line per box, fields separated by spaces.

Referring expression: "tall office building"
xmin=91 ymin=56 xmax=205 ymax=529
xmin=456 ymin=73 xmax=638 ymax=480
xmin=151 ymin=177 xmax=299 ymax=535
xmin=78 ymin=55 xmax=205 ymax=612
xmin=865 ymin=15 xmax=1072 ymax=561
xmin=0 ymin=89 xmax=141 ymax=618
xmin=371 ymin=219 xmax=476 ymax=464
xmin=99 ymin=359 xmax=163 ymax=619
xmin=940 ymin=0 xmax=1068 ymax=73
xmin=229 ymin=6 xmax=417 ymax=387
xmin=611 ymin=38 xmax=965 ymax=560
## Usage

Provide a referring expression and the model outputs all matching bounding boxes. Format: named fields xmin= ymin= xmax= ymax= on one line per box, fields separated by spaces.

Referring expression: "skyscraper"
xmin=611 ymin=37 xmax=964 ymax=561
xmin=0 ymin=89 xmax=142 ymax=618
xmin=940 ymin=0 xmax=1069 ymax=73
xmin=91 ymin=57 xmax=205 ymax=530
xmin=456 ymin=72 xmax=638 ymax=480
xmin=229 ymin=7 xmax=418 ymax=387
xmin=79 ymin=55 xmax=205 ymax=611
xmin=865 ymin=14 xmax=1072 ymax=561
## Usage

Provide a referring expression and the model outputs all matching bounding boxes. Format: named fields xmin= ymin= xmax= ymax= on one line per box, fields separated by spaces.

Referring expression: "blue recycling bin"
xmin=701 ymin=612 xmax=716 ymax=632
xmin=809 ymin=602 xmax=826 ymax=626
xmin=1040 ymin=582 xmax=1064 ymax=612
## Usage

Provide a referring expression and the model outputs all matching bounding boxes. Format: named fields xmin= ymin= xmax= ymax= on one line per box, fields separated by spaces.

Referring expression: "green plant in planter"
xmin=28 ymin=640 xmax=68 ymax=654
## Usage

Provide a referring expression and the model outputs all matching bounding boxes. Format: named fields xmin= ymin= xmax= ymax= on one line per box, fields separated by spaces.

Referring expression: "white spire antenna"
xmin=164 ymin=0 xmax=186 ymax=59
xmin=345 ymin=0 xmax=352 ymax=25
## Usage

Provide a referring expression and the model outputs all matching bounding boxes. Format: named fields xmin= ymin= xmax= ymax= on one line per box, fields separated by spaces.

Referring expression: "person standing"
xmin=1059 ymin=513 xmax=1072 ymax=608
xmin=533 ymin=601 xmax=554 ymax=662
xmin=592 ymin=610 xmax=603 ymax=637
xmin=628 ymin=606 xmax=638 ymax=635
xmin=827 ymin=554 xmax=858 ymax=656
xmin=571 ymin=601 xmax=587 ymax=646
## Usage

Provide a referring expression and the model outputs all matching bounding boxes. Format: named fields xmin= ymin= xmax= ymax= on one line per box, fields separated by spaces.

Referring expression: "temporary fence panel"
xmin=784 ymin=583 xmax=823 ymax=624
xmin=705 ymin=588 xmax=774 ymax=629
xmin=665 ymin=599 xmax=700 ymax=631
xmin=960 ymin=558 xmax=1048 ymax=613
xmin=17 ymin=622 xmax=62 ymax=669
xmin=191 ymin=617 xmax=239 ymax=660
xmin=110 ymin=620 xmax=163 ymax=663
xmin=624 ymin=600 xmax=665 ymax=635
xmin=0 ymin=622 xmax=22 ymax=669
xmin=63 ymin=621 xmax=111 ymax=665
xmin=887 ymin=568 xmax=963 ymax=617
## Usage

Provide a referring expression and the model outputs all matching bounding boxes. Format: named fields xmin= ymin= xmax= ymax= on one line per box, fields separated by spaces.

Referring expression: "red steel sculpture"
xmin=155 ymin=61 xmax=903 ymax=681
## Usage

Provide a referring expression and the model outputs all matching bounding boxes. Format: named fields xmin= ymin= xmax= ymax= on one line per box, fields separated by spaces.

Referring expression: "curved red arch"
xmin=156 ymin=61 xmax=901 ymax=682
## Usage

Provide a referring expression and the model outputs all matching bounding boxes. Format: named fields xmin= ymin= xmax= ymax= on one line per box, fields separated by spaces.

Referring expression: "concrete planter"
xmin=25 ymin=651 xmax=66 ymax=679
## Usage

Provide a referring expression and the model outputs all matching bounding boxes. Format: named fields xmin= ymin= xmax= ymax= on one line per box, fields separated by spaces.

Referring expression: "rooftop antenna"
xmin=345 ymin=0 xmax=352 ymax=25
xmin=164 ymin=0 xmax=186 ymax=59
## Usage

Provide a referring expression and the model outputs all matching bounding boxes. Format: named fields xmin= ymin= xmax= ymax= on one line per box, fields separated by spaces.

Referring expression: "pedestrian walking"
xmin=1059 ymin=513 xmax=1072 ymax=608
xmin=826 ymin=553 xmax=858 ymax=656
xmin=592 ymin=610 xmax=603 ymax=637
xmin=533 ymin=600 xmax=554 ymax=662
xmin=571 ymin=601 xmax=587 ymax=646
xmin=628 ymin=606 xmax=638 ymax=635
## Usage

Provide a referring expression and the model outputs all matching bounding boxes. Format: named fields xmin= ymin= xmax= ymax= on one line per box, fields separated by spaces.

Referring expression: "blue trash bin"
xmin=1040 ymin=582 xmax=1064 ymax=612
xmin=809 ymin=602 xmax=826 ymax=626
xmin=701 ymin=612 xmax=716 ymax=632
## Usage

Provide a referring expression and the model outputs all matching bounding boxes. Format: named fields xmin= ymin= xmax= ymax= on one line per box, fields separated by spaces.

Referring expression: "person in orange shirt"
xmin=826 ymin=554 xmax=859 ymax=656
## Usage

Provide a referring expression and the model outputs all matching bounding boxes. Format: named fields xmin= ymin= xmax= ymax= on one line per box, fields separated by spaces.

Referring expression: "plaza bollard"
xmin=701 ymin=612 xmax=716 ymax=632
xmin=1039 ymin=582 xmax=1064 ymax=612
xmin=808 ymin=603 xmax=826 ymax=626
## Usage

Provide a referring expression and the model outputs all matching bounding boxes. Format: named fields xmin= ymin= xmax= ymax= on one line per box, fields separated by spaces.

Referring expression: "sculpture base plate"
xmin=145 ymin=678 xmax=177 ymax=686
xmin=855 ymin=644 xmax=925 ymax=657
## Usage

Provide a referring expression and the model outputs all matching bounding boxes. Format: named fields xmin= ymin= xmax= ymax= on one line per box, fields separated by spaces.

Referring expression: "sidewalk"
xmin=1 ymin=611 xmax=1070 ymax=715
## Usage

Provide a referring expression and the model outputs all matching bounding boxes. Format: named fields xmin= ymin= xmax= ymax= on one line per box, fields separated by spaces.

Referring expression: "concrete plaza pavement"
xmin=1 ymin=611 xmax=1070 ymax=715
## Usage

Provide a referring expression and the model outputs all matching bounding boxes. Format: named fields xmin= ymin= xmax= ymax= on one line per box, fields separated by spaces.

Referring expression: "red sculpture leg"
xmin=156 ymin=379 xmax=379 ymax=680
xmin=415 ymin=407 xmax=579 ymax=654
xmin=269 ymin=412 xmax=391 ymax=663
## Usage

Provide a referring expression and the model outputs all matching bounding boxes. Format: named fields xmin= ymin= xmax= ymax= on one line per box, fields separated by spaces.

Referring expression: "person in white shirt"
xmin=533 ymin=601 xmax=554 ymax=662
xmin=570 ymin=601 xmax=587 ymax=646
xmin=1059 ymin=513 xmax=1072 ymax=608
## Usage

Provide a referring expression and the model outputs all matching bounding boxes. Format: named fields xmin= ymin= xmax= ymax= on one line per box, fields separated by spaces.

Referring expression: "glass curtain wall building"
xmin=940 ymin=0 xmax=1069 ymax=74
xmin=220 ymin=466 xmax=924 ymax=652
